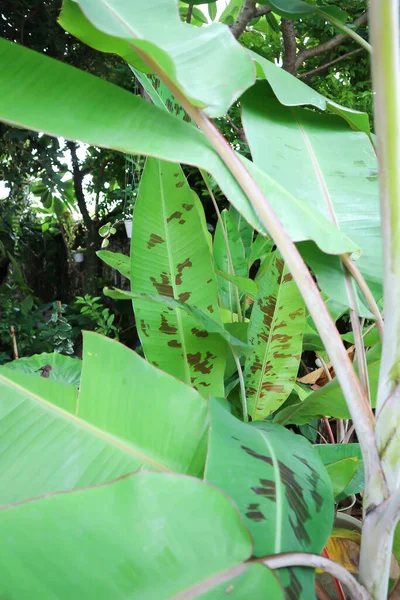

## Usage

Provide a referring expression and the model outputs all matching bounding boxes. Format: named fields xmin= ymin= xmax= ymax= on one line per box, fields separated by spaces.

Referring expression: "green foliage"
xmin=0 ymin=1 xmax=388 ymax=597
xmin=75 ymin=295 xmax=119 ymax=339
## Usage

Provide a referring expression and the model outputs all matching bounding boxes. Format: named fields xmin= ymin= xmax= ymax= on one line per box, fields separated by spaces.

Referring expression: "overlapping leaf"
xmin=0 ymin=39 xmax=359 ymax=259
xmin=242 ymin=82 xmax=381 ymax=308
xmin=214 ymin=209 xmax=247 ymax=314
xmin=0 ymin=471 xmax=284 ymax=599
xmin=59 ymin=0 xmax=254 ymax=117
xmin=315 ymin=444 xmax=364 ymax=500
xmin=205 ymin=398 xmax=333 ymax=599
xmin=275 ymin=345 xmax=381 ymax=425
xmin=131 ymin=158 xmax=225 ymax=396
xmin=97 ymin=250 xmax=130 ymax=279
xmin=1 ymin=351 xmax=81 ymax=383
xmin=244 ymin=253 xmax=305 ymax=419
xmin=0 ymin=332 xmax=208 ymax=505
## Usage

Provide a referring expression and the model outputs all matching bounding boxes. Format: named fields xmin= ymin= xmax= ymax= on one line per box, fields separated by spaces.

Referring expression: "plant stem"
xmin=316 ymin=11 xmax=372 ymax=54
xmin=340 ymin=254 xmax=384 ymax=341
xmin=343 ymin=269 xmax=371 ymax=405
xmin=200 ymin=169 xmax=243 ymax=322
xmin=371 ymin=0 xmax=400 ymax=416
xmin=232 ymin=348 xmax=248 ymax=422
xmin=132 ymin=45 xmax=388 ymax=510
xmin=258 ymin=552 xmax=372 ymax=599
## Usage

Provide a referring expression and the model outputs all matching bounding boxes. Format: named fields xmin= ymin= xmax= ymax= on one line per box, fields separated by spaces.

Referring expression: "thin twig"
xmin=298 ymin=48 xmax=364 ymax=80
xmin=295 ymin=11 xmax=369 ymax=70
xmin=186 ymin=3 xmax=193 ymax=24
xmin=10 ymin=326 xmax=18 ymax=360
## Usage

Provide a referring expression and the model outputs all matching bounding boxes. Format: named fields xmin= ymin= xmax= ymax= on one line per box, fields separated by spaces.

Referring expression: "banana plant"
xmin=0 ymin=0 xmax=399 ymax=598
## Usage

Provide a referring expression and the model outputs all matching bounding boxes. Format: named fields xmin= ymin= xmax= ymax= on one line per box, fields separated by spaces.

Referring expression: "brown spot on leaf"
xmin=175 ymin=258 xmax=192 ymax=285
xmin=283 ymin=272 xmax=293 ymax=283
xmin=178 ymin=291 xmax=191 ymax=303
xmin=261 ymin=382 xmax=284 ymax=392
xmin=271 ymin=333 xmax=291 ymax=343
xmin=160 ymin=315 xmax=178 ymax=335
xmin=289 ymin=308 xmax=304 ymax=320
xmin=242 ymin=445 xmax=317 ymax=545
xmin=246 ymin=509 xmax=266 ymax=522
xmin=140 ymin=320 xmax=149 ymax=338
xmin=207 ymin=304 xmax=214 ymax=313
xmin=252 ymin=478 xmax=276 ymax=502
xmin=273 ymin=352 xmax=291 ymax=359
xmin=250 ymin=358 xmax=263 ymax=374
xmin=274 ymin=322 xmax=287 ymax=330
xmin=284 ymin=569 xmax=303 ymax=600
xmin=176 ymin=181 xmax=184 ymax=188
xmin=178 ymin=219 xmax=186 ymax=225
xmin=207 ymin=278 xmax=212 ymax=284
xmin=168 ymin=340 xmax=182 ymax=348
xmin=150 ymin=272 xmax=173 ymax=297
xmin=167 ymin=211 xmax=182 ymax=223
xmin=147 ymin=233 xmax=165 ymax=249
xmin=258 ymin=294 xmax=276 ymax=330
xmin=174 ymin=172 xmax=179 ymax=177
xmin=198 ymin=382 xmax=211 ymax=388
xmin=187 ymin=351 xmax=215 ymax=374
xmin=191 ymin=328 xmax=209 ymax=338
xmin=182 ymin=203 xmax=194 ymax=211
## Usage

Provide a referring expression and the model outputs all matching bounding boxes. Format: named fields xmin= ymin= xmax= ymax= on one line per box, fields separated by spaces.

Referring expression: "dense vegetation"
xmin=0 ymin=1 xmax=399 ymax=599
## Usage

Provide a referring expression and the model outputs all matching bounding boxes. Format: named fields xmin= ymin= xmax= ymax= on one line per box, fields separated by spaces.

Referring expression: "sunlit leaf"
xmin=130 ymin=158 xmax=225 ymax=396
xmin=0 ymin=471 xmax=285 ymax=599
xmin=244 ymin=253 xmax=305 ymax=419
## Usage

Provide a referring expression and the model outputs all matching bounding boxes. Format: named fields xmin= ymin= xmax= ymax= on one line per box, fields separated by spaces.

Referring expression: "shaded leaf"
xmin=1 ymin=352 xmax=81 ymax=384
xmin=214 ymin=209 xmax=248 ymax=313
xmin=260 ymin=0 xmax=347 ymax=23
xmin=97 ymin=250 xmax=130 ymax=279
xmin=244 ymin=253 xmax=305 ymax=419
xmin=205 ymin=398 xmax=333 ymax=599
xmin=275 ymin=350 xmax=380 ymax=425
xmin=215 ymin=270 xmax=258 ymax=299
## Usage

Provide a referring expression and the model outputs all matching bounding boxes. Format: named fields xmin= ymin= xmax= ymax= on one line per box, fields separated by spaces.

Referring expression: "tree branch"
xmin=281 ymin=19 xmax=297 ymax=75
xmin=230 ymin=0 xmax=271 ymax=39
xmin=186 ymin=3 xmax=193 ymax=24
xmin=295 ymin=11 xmax=369 ymax=70
xmin=298 ymin=48 xmax=364 ymax=79
xmin=66 ymin=141 xmax=92 ymax=232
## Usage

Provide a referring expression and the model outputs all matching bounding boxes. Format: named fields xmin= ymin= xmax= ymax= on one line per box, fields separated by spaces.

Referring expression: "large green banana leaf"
xmin=59 ymin=0 xmax=254 ymax=117
xmin=242 ymin=82 xmax=381 ymax=308
xmin=0 ymin=471 xmax=284 ymax=599
xmin=0 ymin=39 xmax=359 ymax=261
xmin=131 ymin=158 xmax=225 ymax=396
xmin=205 ymin=398 xmax=334 ymax=600
xmin=0 ymin=332 xmax=208 ymax=504
xmin=244 ymin=252 xmax=305 ymax=419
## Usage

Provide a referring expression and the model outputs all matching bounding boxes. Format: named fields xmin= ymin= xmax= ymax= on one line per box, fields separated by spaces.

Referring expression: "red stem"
xmin=323 ymin=417 xmax=336 ymax=444
xmin=322 ymin=547 xmax=346 ymax=600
